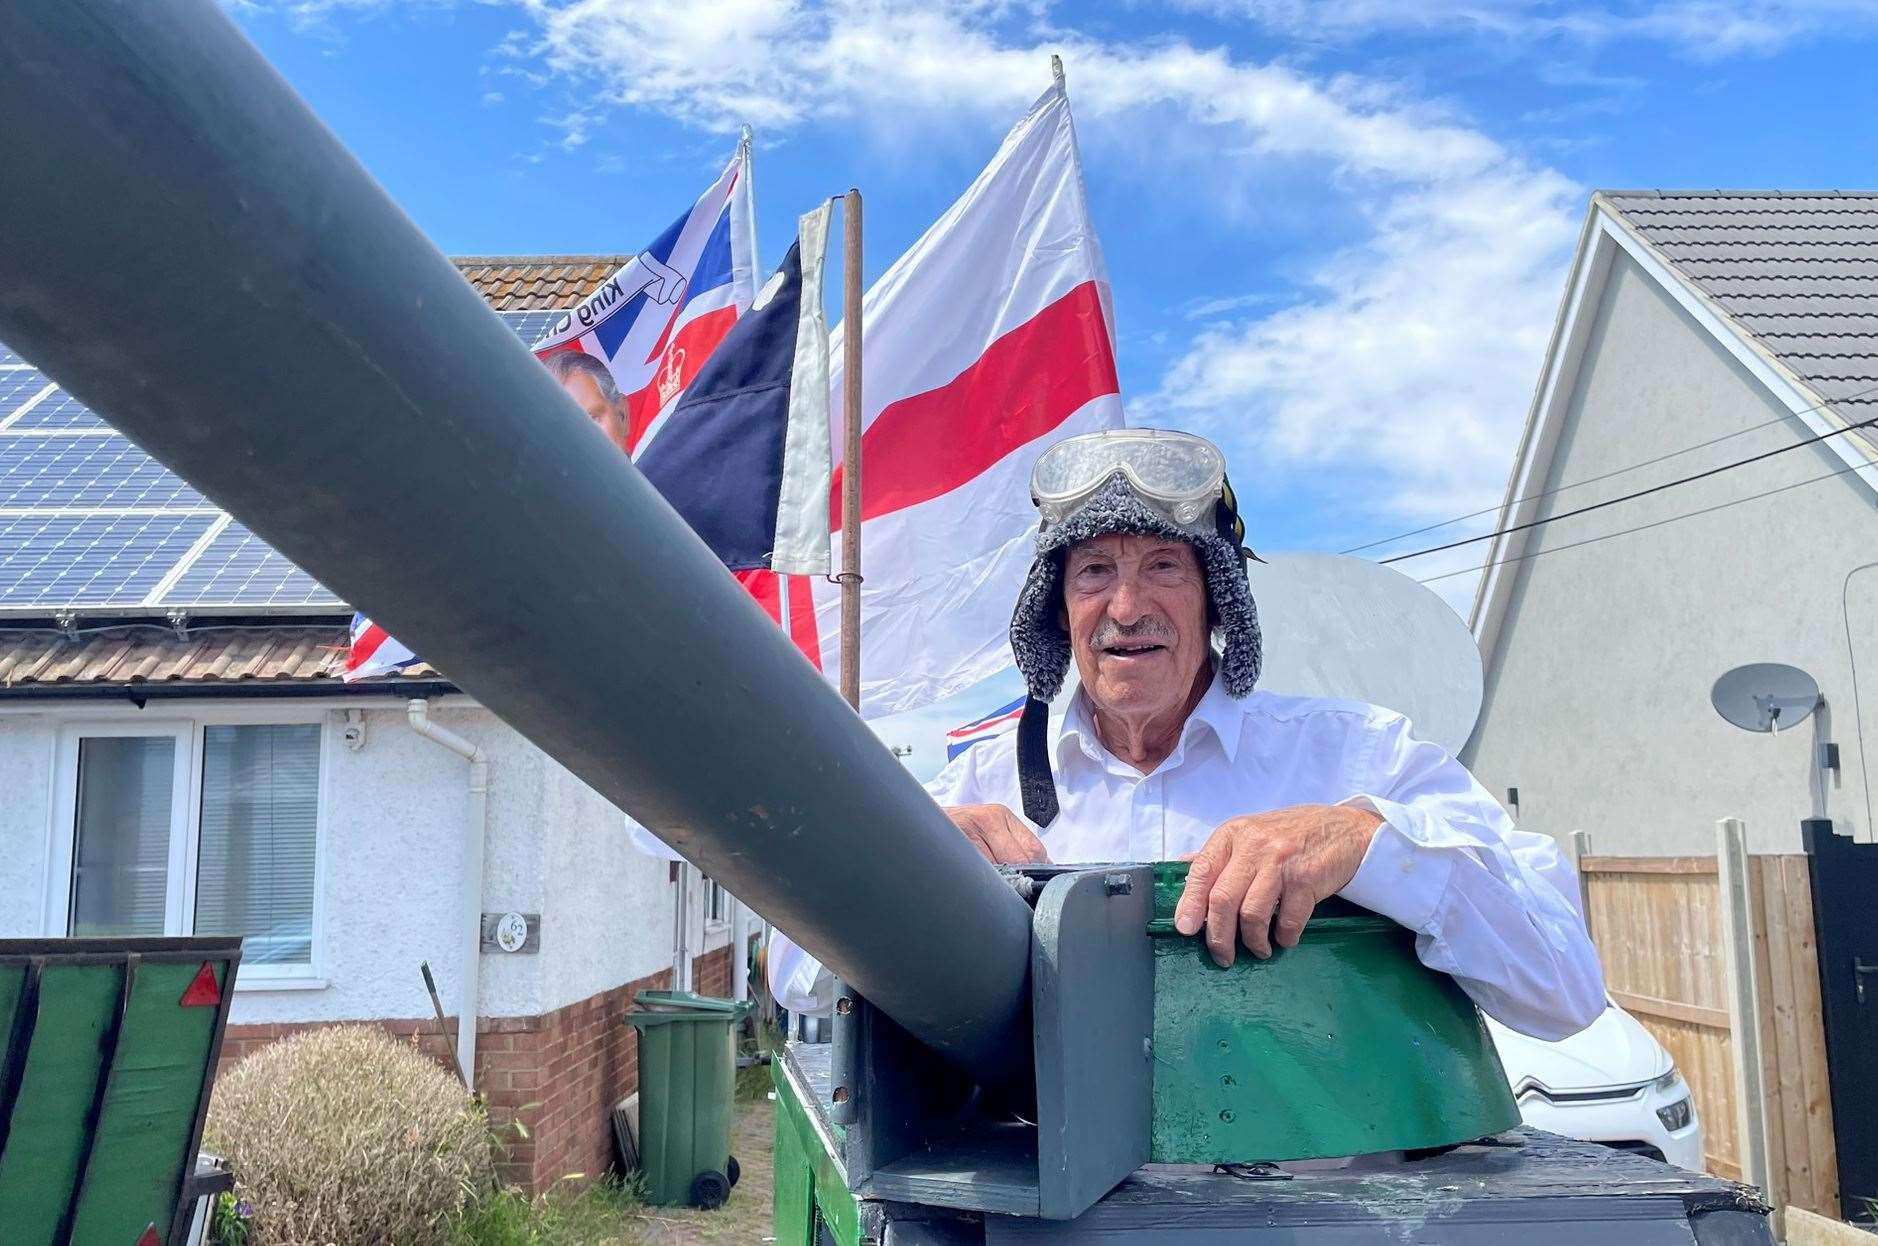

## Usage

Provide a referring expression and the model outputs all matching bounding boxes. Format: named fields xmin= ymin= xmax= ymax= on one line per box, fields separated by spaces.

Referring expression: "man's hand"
xmin=945 ymin=804 xmax=1052 ymax=865
xmin=1174 ymin=805 xmax=1383 ymax=967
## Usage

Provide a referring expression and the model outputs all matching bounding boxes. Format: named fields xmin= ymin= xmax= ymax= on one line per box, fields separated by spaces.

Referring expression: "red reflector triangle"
xmin=179 ymin=961 xmax=221 ymax=1008
xmin=137 ymin=1223 xmax=161 ymax=1246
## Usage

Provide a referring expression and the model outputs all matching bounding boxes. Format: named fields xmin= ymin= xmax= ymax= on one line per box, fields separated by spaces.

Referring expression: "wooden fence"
xmin=1579 ymin=849 xmax=1839 ymax=1217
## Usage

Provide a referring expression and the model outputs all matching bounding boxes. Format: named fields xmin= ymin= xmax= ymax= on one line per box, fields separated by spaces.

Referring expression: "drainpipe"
xmin=407 ymin=699 xmax=489 ymax=1089
xmin=672 ymin=863 xmax=692 ymax=992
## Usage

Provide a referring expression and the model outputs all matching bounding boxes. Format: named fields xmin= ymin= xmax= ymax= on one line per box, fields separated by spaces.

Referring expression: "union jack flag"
xmin=945 ymin=695 xmax=1026 ymax=760
xmin=531 ymin=146 xmax=757 ymax=453
xmin=344 ymin=613 xmax=418 ymax=681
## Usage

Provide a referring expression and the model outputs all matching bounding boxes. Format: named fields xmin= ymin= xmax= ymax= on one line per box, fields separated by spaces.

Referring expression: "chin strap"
xmin=1016 ymin=695 xmax=1059 ymax=828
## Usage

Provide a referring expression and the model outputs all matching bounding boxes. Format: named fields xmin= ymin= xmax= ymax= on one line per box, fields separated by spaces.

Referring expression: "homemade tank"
xmin=0 ymin=5 xmax=1775 ymax=1242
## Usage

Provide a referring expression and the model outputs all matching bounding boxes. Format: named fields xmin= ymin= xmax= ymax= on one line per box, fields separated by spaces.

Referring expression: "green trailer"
xmin=0 ymin=937 xmax=241 ymax=1246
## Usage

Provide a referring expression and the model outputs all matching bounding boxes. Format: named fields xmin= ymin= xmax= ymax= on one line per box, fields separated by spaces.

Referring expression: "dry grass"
xmin=206 ymin=1024 xmax=494 ymax=1245
xmin=618 ymin=1088 xmax=774 ymax=1244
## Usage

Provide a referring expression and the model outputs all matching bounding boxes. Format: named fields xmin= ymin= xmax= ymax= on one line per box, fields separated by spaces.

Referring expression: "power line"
xmin=1340 ymin=380 xmax=1878 ymax=557
xmin=1379 ymin=416 xmax=1878 ymax=566
xmin=1416 ymin=457 xmax=1875 ymax=586
xmin=1340 ymin=414 xmax=1804 ymax=555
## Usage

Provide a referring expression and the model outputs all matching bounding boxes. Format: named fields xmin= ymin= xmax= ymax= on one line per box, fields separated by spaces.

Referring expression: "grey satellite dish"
xmin=1711 ymin=663 xmax=1820 ymax=734
xmin=1245 ymin=552 xmax=1483 ymax=754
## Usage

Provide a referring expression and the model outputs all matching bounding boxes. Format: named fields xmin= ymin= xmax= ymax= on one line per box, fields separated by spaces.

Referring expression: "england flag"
xmin=810 ymin=81 xmax=1123 ymax=716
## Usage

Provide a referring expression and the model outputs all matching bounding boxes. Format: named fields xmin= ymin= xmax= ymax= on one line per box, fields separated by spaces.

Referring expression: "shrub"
xmin=205 ymin=1024 xmax=493 ymax=1245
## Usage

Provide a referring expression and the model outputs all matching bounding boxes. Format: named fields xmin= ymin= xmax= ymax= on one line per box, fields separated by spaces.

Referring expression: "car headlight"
xmin=1656 ymin=1096 xmax=1693 ymax=1132
xmin=1651 ymin=1070 xmax=1684 ymax=1095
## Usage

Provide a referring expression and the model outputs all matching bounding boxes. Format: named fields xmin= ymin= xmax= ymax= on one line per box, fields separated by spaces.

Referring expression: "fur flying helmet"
xmin=1009 ymin=428 xmax=1263 ymax=703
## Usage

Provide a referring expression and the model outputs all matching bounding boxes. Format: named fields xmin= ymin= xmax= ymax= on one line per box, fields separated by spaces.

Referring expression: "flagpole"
xmin=840 ymin=188 xmax=864 ymax=711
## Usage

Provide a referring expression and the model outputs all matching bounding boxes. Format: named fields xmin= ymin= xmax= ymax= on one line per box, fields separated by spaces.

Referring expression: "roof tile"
xmin=1601 ymin=190 xmax=1878 ymax=432
xmin=451 ymin=255 xmax=631 ymax=310
xmin=0 ymin=626 xmax=441 ymax=691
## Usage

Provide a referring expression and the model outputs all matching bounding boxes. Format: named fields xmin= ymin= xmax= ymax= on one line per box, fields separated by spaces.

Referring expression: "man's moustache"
xmin=1092 ymin=622 xmax=1173 ymax=648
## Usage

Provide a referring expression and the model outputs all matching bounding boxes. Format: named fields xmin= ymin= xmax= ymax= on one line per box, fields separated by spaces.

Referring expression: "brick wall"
xmin=217 ymin=943 xmax=740 ymax=1193
xmin=693 ymin=941 xmax=732 ymax=998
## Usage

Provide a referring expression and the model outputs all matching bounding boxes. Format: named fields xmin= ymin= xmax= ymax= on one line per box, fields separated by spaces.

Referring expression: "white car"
xmin=1486 ymin=1001 xmax=1704 ymax=1171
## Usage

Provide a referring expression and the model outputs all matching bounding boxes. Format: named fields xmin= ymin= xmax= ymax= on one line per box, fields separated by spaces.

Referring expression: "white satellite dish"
xmin=1711 ymin=663 xmax=1820 ymax=734
xmin=1246 ymin=552 xmax=1484 ymax=754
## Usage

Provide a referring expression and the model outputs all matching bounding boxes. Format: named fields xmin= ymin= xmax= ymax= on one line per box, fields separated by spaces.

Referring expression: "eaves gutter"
xmin=0 ymin=678 xmax=457 ymax=704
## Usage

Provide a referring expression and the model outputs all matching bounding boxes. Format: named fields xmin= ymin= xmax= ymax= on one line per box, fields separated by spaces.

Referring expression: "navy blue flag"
xmin=635 ymin=203 xmax=832 ymax=575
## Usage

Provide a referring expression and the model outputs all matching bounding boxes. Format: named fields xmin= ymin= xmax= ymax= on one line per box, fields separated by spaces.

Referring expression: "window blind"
xmin=196 ymin=723 xmax=320 ymax=965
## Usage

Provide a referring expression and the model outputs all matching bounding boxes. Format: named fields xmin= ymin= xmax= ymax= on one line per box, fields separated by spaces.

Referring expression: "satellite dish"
xmin=1711 ymin=663 xmax=1820 ymax=734
xmin=1246 ymin=553 xmax=1483 ymax=754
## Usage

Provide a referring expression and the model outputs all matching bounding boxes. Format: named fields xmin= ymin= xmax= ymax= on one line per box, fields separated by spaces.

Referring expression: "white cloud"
xmin=254 ymin=0 xmax=1604 ymax=597
xmin=493 ymin=0 xmax=1588 ymax=596
xmin=1149 ymin=166 xmax=1581 ymax=527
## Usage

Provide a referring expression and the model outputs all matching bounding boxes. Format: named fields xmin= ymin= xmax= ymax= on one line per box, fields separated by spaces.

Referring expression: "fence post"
xmin=1718 ymin=816 xmax=1776 ymax=1217
xmin=1568 ymin=830 xmax=1593 ymax=939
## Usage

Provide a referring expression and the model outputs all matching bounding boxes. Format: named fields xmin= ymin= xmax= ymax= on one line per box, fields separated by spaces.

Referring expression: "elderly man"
xmin=543 ymin=349 xmax=633 ymax=453
xmin=773 ymin=427 xmax=1604 ymax=1041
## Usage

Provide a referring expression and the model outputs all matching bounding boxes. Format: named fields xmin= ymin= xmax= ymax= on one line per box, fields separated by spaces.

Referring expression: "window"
xmin=69 ymin=735 xmax=181 ymax=937
xmin=195 ymin=724 xmax=321 ymax=966
xmin=705 ymin=875 xmax=730 ymax=927
xmin=51 ymin=714 xmax=327 ymax=985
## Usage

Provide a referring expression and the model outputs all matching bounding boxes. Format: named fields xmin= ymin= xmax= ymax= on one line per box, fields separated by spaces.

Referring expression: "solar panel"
xmin=0 ymin=310 xmax=577 ymax=614
xmin=0 ymin=512 xmax=217 ymax=606
xmin=0 ymin=368 xmax=53 ymax=422
xmin=157 ymin=520 xmax=341 ymax=608
xmin=10 ymin=389 xmax=107 ymax=431
xmin=0 ymin=435 xmax=208 ymax=509
xmin=499 ymin=308 xmax=566 ymax=346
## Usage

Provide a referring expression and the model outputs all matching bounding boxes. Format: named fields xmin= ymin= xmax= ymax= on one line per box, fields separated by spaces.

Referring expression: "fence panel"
xmin=1578 ymin=853 xmax=1836 ymax=1213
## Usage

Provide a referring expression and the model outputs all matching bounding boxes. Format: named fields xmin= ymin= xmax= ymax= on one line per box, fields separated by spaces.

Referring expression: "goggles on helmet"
xmin=1030 ymin=428 xmax=1228 ymax=537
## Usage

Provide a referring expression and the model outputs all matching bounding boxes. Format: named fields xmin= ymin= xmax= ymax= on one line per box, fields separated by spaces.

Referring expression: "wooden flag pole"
xmin=840 ymin=188 xmax=864 ymax=710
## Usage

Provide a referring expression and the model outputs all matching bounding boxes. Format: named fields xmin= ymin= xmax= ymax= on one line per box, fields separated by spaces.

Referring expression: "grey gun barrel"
xmin=0 ymin=2 xmax=1033 ymax=1081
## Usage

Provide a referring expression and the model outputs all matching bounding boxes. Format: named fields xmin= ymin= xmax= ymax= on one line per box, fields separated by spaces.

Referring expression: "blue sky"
xmin=232 ymin=0 xmax=1878 ymax=769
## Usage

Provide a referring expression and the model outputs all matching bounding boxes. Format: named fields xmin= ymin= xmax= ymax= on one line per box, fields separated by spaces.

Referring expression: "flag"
xmin=531 ymin=144 xmax=758 ymax=451
xmin=344 ymin=613 xmax=419 ymax=681
xmin=945 ymin=695 xmax=1026 ymax=760
xmin=637 ymin=203 xmax=832 ymax=577
xmin=810 ymin=80 xmax=1123 ymax=717
xmin=348 ymin=145 xmax=765 ymax=681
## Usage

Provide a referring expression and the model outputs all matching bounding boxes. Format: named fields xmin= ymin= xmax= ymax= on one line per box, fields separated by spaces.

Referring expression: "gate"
xmin=1803 ymin=819 xmax=1878 ymax=1222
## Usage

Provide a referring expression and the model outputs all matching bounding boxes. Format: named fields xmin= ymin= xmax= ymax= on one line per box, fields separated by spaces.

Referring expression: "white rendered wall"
xmin=536 ymin=750 xmax=678 ymax=1014
xmin=1466 ymin=252 xmax=1878 ymax=855
xmin=0 ymin=716 xmax=56 ymax=937
xmin=0 ymin=698 xmax=677 ymax=1026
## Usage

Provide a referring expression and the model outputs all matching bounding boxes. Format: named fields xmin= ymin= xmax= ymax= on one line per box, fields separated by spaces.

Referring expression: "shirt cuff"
xmin=1335 ymin=794 xmax=1456 ymax=934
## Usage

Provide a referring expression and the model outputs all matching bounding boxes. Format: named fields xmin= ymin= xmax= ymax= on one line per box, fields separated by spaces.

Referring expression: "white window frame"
xmin=43 ymin=705 xmax=334 ymax=991
xmin=704 ymin=875 xmax=730 ymax=931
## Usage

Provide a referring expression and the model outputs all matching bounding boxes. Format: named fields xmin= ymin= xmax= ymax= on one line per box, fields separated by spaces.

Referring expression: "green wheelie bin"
xmin=626 ymin=990 xmax=752 ymax=1209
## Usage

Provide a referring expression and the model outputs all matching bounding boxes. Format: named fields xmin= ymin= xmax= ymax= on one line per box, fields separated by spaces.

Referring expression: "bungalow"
xmin=0 ymin=257 xmax=755 ymax=1191
xmin=1464 ymin=191 xmax=1878 ymax=854
xmin=1461 ymin=191 xmax=1878 ymax=1216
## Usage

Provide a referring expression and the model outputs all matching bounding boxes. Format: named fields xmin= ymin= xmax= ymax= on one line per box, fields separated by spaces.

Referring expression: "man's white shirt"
xmin=771 ymin=671 xmax=1607 ymax=1041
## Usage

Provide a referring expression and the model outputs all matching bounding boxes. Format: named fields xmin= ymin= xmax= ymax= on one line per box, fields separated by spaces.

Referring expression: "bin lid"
xmin=626 ymin=990 xmax=752 ymax=1026
xmin=633 ymin=989 xmax=747 ymax=1014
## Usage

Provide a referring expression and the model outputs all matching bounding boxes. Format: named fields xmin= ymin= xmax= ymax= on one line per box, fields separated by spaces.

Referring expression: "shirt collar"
xmin=1052 ymin=663 xmax=1244 ymax=773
